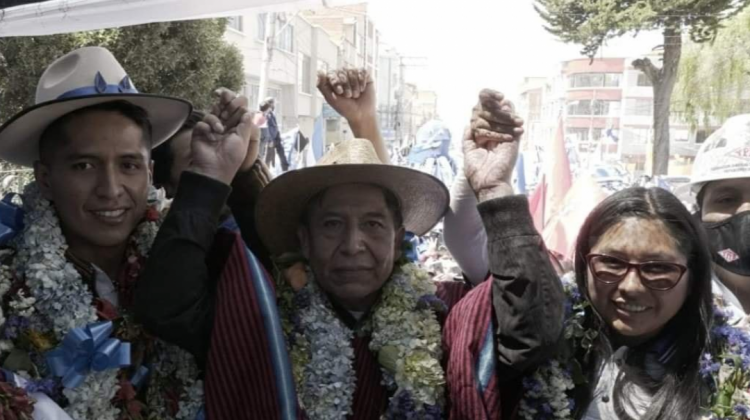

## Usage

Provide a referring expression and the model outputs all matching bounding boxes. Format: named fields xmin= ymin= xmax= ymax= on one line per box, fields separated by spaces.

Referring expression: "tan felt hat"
xmin=255 ymin=138 xmax=450 ymax=256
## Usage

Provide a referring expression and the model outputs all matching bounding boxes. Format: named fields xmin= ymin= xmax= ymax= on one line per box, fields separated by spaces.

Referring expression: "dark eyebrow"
xmin=119 ymin=153 xmax=148 ymax=161
xmin=63 ymin=153 xmax=100 ymax=162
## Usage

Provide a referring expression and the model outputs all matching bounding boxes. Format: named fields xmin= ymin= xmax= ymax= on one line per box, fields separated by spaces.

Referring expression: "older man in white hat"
xmin=0 ymin=46 xmax=257 ymax=419
xmin=136 ymin=66 xmax=564 ymax=419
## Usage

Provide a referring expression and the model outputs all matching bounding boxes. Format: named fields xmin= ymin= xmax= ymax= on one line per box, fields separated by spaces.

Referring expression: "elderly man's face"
xmin=299 ymin=184 xmax=404 ymax=312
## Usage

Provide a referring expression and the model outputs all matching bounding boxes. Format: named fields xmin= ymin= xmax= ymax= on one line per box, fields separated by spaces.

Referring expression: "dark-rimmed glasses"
xmin=586 ymin=254 xmax=688 ymax=291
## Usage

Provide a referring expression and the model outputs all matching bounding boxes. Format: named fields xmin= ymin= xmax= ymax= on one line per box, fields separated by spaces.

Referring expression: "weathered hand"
xmin=211 ymin=88 xmax=261 ymax=172
xmin=317 ymin=68 xmax=376 ymax=127
xmin=189 ymin=104 xmax=254 ymax=185
xmin=463 ymin=89 xmax=524 ymax=202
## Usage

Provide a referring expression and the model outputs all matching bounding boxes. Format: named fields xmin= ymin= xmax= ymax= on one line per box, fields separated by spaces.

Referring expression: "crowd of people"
xmin=0 ymin=45 xmax=746 ymax=420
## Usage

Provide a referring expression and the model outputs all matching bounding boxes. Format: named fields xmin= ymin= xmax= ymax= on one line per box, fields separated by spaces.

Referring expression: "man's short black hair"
xmin=152 ymin=110 xmax=206 ymax=188
xmin=301 ymin=185 xmax=404 ymax=228
xmin=39 ymin=100 xmax=153 ymax=164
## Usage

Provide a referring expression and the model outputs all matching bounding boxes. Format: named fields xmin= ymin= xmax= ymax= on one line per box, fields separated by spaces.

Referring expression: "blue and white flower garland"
xmin=519 ymin=273 xmax=750 ymax=420
xmin=279 ymin=262 xmax=445 ymax=419
xmin=0 ymin=182 xmax=203 ymax=420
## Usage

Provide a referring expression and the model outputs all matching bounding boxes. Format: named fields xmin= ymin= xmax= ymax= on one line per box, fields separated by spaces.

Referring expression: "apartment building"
xmin=518 ymin=57 xmax=709 ymax=175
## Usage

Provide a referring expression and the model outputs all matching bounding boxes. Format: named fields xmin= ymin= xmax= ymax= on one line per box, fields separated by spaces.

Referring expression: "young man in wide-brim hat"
xmin=0 ymin=46 xmax=258 ymax=419
xmin=137 ymin=67 xmax=564 ymax=419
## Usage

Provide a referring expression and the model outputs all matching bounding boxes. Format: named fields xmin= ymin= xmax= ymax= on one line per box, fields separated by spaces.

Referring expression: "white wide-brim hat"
xmin=0 ymin=47 xmax=192 ymax=167
xmin=256 ymin=138 xmax=450 ymax=256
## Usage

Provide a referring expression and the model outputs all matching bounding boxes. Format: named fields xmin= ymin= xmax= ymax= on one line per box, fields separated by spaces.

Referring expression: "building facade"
xmin=519 ymin=56 xmax=710 ymax=176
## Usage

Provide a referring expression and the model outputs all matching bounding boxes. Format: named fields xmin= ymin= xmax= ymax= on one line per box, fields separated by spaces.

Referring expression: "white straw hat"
xmin=0 ymin=46 xmax=191 ymax=167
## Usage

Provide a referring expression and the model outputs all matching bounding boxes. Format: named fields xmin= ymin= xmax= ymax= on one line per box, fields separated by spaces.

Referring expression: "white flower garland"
xmin=1 ymin=182 xmax=202 ymax=420
xmin=285 ymin=262 xmax=445 ymax=419
xmin=520 ymin=273 xmax=750 ymax=420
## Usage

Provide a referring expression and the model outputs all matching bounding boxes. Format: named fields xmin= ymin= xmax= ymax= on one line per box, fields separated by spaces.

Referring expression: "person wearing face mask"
xmin=686 ymin=115 xmax=750 ymax=315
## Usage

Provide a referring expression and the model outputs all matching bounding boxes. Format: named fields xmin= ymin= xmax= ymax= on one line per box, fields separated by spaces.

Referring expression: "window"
xmin=567 ymin=100 xmax=620 ymax=116
xmin=622 ymin=127 xmax=651 ymax=144
xmin=227 ymin=16 xmax=243 ymax=32
xmin=567 ymin=127 xmax=603 ymax=143
xmin=277 ymin=21 xmax=294 ymax=52
xmin=605 ymin=74 xmax=621 ymax=87
xmin=569 ymin=73 xmax=622 ymax=88
xmin=257 ymin=14 xmax=267 ymax=40
xmin=637 ymin=72 xmax=652 ymax=87
xmin=257 ymin=13 xmax=294 ymax=52
xmin=625 ymin=98 xmax=653 ymax=116
xmin=298 ymin=53 xmax=312 ymax=94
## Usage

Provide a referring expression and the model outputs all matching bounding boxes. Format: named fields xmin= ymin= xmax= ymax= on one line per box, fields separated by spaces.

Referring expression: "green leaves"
xmin=0 ymin=19 xmax=244 ymax=124
xmin=675 ymin=7 xmax=750 ymax=129
xmin=534 ymin=0 xmax=750 ymax=58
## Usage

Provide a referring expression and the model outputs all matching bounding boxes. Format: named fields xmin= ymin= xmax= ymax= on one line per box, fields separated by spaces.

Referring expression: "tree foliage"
xmin=0 ymin=19 xmax=244 ymax=124
xmin=535 ymin=0 xmax=750 ymax=175
xmin=535 ymin=0 xmax=748 ymax=58
xmin=675 ymin=7 xmax=750 ymax=129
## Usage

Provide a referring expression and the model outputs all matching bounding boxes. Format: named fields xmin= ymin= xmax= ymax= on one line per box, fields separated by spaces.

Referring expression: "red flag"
xmin=543 ymin=118 xmax=572 ymax=226
xmin=543 ymin=175 xmax=608 ymax=259
xmin=529 ymin=174 xmax=546 ymax=233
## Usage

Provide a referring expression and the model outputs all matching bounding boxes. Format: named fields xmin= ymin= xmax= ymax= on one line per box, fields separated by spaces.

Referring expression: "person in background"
xmin=260 ymin=97 xmax=290 ymax=171
xmin=687 ymin=114 xmax=750 ymax=315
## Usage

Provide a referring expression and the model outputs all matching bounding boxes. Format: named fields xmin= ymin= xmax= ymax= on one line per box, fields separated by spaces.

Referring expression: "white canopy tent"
xmin=0 ymin=0 xmax=362 ymax=37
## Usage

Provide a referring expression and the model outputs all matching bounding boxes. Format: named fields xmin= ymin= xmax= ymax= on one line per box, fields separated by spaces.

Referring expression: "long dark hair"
xmin=572 ymin=187 xmax=713 ymax=419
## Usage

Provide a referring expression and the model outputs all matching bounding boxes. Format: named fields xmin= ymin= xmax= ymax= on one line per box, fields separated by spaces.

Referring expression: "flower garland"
xmin=0 ymin=182 xmax=203 ymax=420
xmin=278 ymin=262 xmax=445 ymax=419
xmin=519 ymin=273 xmax=750 ymax=420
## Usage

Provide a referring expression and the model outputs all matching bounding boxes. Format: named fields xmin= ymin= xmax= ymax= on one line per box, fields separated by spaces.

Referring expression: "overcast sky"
xmin=367 ymin=0 xmax=662 ymax=143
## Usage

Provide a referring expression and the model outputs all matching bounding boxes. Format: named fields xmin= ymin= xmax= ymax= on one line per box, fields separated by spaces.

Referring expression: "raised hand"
xmin=317 ymin=68 xmax=376 ymax=125
xmin=317 ymin=68 xmax=388 ymax=163
xmin=212 ymin=88 xmax=262 ymax=173
xmin=189 ymin=90 xmax=256 ymax=185
xmin=463 ymin=89 xmax=525 ymax=202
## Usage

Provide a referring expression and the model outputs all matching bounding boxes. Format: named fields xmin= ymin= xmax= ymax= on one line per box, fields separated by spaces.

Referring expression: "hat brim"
xmin=0 ymin=93 xmax=192 ymax=167
xmin=255 ymin=164 xmax=450 ymax=256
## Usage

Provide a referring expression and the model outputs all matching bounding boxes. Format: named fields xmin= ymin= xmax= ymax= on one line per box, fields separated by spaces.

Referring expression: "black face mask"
xmin=704 ymin=211 xmax=750 ymax=277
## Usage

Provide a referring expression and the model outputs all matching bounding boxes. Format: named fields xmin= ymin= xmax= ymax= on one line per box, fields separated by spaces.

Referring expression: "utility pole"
xmin=395 ymin=56 xmax=428 ymax=148
xmin=258 ymin=12 xmax=277 ymax=109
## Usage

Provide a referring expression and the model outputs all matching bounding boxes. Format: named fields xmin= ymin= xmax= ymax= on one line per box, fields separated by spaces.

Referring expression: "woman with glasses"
xmin=516 ymin=187 xmax=750 ymax=420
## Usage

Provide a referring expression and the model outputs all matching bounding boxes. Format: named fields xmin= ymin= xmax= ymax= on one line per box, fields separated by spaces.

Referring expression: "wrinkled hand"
xmin=189 ymin=90 xmax=255 ymax=185
xmin=463 ymin=89 xmax=524 ymax=202
xmin=317 ymin=68 xmax=376 ymax=127
xmin=211 ymin=88 xmax=262 ymax=173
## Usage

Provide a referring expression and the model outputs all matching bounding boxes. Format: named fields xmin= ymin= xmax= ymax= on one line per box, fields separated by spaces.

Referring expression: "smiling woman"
xmin=573 ymin=187 xmax=712 ymax=419
xmin=518 ymin=187 xmax=733 ymax=420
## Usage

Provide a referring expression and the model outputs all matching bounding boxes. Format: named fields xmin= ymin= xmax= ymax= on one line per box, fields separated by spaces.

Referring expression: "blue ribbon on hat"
xmin=46 ymin=321 xmax=131 ymax=389
xmin=57 ymin=72 xmax=138 ymax=100
xmin=0 ymin=194 xmax=24 ymax=246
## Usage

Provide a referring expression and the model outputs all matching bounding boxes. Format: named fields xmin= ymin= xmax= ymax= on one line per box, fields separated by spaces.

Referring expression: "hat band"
xmin=56 ymin=72 xmax=138 ymax=100
xmin=57 ymin=84 xmax=139 ymax=100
